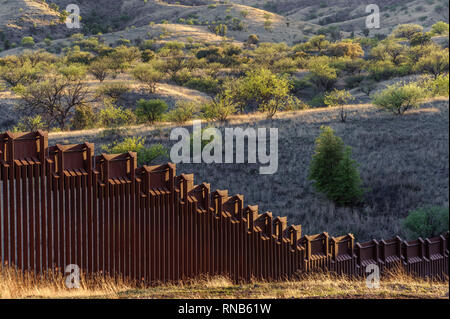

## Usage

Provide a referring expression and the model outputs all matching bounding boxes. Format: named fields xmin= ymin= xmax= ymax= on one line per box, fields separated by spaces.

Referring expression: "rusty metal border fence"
xmin=0 ymin=131 xmax=448 ymax=283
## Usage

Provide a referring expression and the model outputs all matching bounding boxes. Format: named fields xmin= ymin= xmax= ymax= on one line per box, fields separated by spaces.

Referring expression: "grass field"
xmin=0 ymin=267 xmax=447 ymax=299
xmin=47 ymin=98 xmax=450 ymax=242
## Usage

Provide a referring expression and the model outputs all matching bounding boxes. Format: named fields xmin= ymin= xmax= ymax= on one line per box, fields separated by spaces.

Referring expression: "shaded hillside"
xmin=47 ymin=99 xmax=450 ymax=242
xmin=1 ymin=0 xmax=448 ymax=49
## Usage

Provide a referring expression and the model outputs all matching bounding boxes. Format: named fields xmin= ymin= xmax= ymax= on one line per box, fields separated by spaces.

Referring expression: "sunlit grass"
xmin=1 ymin=266 xmax=447 ymax=299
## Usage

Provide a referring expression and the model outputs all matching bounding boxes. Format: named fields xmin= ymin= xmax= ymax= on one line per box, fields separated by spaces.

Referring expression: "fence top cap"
xmin=331 ymin=233 xmax=355 ymax=242
xmin=245 ymin=205 xmax=258 ymax=212
xmin=99 ymin=152 xmax=135 ymax=161
xmin=356 ymin=239 xmax=379 ymax=248
xmin=53 ymin=143 xmax=92 ymax=152
xmin=143 ymin=162 xmax=173 ymax=172
xmin=274 ymin=216 xmax=287 ymax=223
xmin=261 ymin=211 xmax=273 ymax=218
xmin=380 ymin=236 xmax=403 ymax=245
xmin=426 ymin=236 xmax=443 ymax=243
xmin=287 ymin=225 xmax=301 ymax=232
xmin=229 ymin=194 xmax=244 ymax=201
xmin=404 ymin=238 xmax=425 ymax=245
xmin=302 ymin=232 xmax=329 ymax=241
xmin=2 ymin=131 xmax=46 ymax=139
xmin=213 ymin=189 xmax=229 ymax=197
xmin=179 ymin=173 xmax=194 ymax=181
xmin=199 ymin=182 xmax=210 ymax=190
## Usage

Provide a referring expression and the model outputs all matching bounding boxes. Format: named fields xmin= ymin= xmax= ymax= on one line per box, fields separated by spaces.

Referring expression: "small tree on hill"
xmin=328 ymin=147 xmax=364 ymax=206
xmin=309 ymin=126 xmax=345 ymax=195
xmin=372 ymin=82 xmax=427 ymax=115
xmin=391 ymin=24 xmax=423 ymax=40
xmin=429 ymin=21 xmax=449 ymax=36
xmin=21 ymin=36 xmax=35 ymax=48
xmin=135 ymin=99 xmax=168 ymax=123
xmin=202 ymin=92 xmax=237 ymax=122
xmin=132 ymin=63 xmax=163 ymax=93
xmin=414 ymin=49 xmax=449 ymax=79
xmin=247 ymin=34 xmax=259 ymax=45
xmin=324 ymin=89 xmax=355 ymax=122
xmin=88 ymin=57 xmax=112 ymax=82
xmin=308 ymin=126 xmax=364 ymax=206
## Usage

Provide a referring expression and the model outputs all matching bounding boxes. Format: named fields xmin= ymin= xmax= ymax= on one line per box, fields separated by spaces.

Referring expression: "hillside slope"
xmin=1 ymin=0 xmax=447 ymax=49
xmin=46 ymin=99 xmax=450 ymax=241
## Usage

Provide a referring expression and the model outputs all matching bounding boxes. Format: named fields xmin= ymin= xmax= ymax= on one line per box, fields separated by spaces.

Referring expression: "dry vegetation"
xmin=47 ymin=99 xmax=449 ymax=242
xmin=0 ymin=0 xmax=448 ymax=49
xmin=0 ymin=266 xmax=447 ymax=299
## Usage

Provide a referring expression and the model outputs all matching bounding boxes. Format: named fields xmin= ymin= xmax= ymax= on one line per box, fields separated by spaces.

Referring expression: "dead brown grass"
xmin=0 ymin=266 xmax=447 ymax=299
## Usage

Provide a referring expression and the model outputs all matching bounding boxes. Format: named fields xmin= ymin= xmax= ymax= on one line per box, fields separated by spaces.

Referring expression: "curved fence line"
xmin=0 ymin=131 xmax=448 ymax=283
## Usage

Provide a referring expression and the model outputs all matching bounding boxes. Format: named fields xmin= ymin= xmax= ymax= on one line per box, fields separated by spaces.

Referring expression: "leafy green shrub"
xmin=132 ymin=63 xmax=163 ymax=93
xmin=184 ymin=76 xmax=220 ymax=94
xmin=88 ymin=57 xmax=112 ymax=82
xmin=324 ymin=89 xmax=354 ymax=107
xmin=21 ymin=37 xmax=35 ymax=48
xmin=410 ymin=33 xmax=432 ymax=46
xmin=102 ymin=137 xmax=167 ymax=166
xmin=0 ymin=60 xmax=42 ymax=86
xmin=172 ymin=68 xmax=192 ymax=85
xmin=98 ymin=102 xmax=136 ymax=127
xmin=13 ymin=115 xmax=46 ymax=132
xmin=368 ymin=60 xmax=401 ymax=81
xmin=141 ymin=49 xmax=156 ymax=62
xmin=414 ymin=48 xmax=449 ymax=79
xmin=370 ymin=41 xmax=407 ymax=65
xmin=326 ymin=42 xmax=364 ymax=59
xmin=307 ymin=57 xmax=338 ymax=91
xmin=327 ymin=147 xmax=364 ymax=206
xmin=201 ymin=93 xmax=236 ymax=122
xmin=135 ymin=99 xmax=168 ymax=123
xmin=308 ymin=126 xmax=364 ymax=206
xmin=167 ymin=100 xmax=198 ymax=124
xmin=108 ymin=45 xmax=141 ymax=73
xmin=403 ymin=206 xmax=449 ymax=239
xmin=65 ymin=47 xmax=95 ymax=64
xmin=424 ymin=74 xmax=449 ymax=97
xmin=12 ymin=66 xmax=89 ymax=130
xmin=372 ymin=82 xmax=427 ymax=115
xmin=391 ymin=24 xmax=423 ymax=40
xmin=228 ymin=68 xmax=294 ymax=117
xmin=116 ymin=38 xmax=131 ymax=46
xmin=429 ymin=21 xmax=449 ymax=36
xmin=72 ymin=105 xmax=97 ymax=130
xmin=324 ymin=89 xmax=355 ymax=122
xmin=96 ymin=83 xmax=131 ymax=100
xmin=246 ymin=34 xmax=260 ymax=45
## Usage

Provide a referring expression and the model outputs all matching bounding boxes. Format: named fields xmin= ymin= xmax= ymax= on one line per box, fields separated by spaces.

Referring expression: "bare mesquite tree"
xmin=15 ymin=68 xmax=89 ymax=130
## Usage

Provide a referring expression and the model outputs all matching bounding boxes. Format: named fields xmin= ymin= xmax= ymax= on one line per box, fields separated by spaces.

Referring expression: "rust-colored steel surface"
xmin=0 ymin=131 xmax=448 ymax=283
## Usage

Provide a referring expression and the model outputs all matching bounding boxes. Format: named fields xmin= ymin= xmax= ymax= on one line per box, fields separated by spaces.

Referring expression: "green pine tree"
xmin=328 ymin=147 xmax=364 ymax=206
xmin=309 ymin=126 xmax=364 ymax=206
xmin=308 ymin=126 xmax=345 ymax=194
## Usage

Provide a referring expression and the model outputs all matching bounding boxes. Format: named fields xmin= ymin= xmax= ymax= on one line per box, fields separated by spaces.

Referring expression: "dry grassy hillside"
xmin=1 ymin=0 xmax=447 ymax=50
xmin=47 ymin=98 xmax=450 ymax=242
xmin=0 ymin=0 xmax=63 ymax=44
